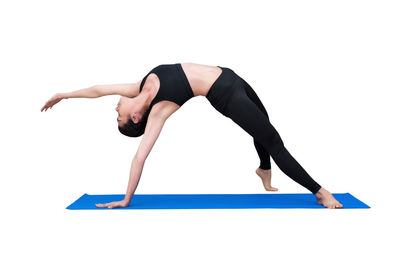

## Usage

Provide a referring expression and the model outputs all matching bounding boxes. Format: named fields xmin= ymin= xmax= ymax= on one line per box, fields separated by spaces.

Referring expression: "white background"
xmin=1 ymin=0 xmax=399 ymax=266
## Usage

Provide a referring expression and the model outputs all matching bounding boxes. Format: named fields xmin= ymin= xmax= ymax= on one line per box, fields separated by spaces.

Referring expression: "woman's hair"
xmin=118 ymin=108 xmax=150 ymax=137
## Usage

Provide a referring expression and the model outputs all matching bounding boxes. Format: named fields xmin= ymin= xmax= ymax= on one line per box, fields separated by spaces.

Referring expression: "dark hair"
xmin=118 ymin=108 xmax=150 ymax=137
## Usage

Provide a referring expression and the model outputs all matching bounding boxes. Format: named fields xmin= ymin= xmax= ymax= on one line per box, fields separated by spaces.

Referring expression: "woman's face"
xmin=116 ymin=97 xmax=131 ymax=126
xmin=116 ymin=96 xmax=142 ymax=126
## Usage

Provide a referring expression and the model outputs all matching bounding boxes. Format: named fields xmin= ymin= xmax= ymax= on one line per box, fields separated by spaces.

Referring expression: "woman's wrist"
xmin=61 ymin=92 xmax=70 ymax=99
xmin=123 ymin=197 xmax=131 ymax=205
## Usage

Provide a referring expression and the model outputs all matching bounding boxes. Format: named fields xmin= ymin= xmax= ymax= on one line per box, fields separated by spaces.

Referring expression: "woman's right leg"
xmin=224 ymin=78 xmax=322 ymax=194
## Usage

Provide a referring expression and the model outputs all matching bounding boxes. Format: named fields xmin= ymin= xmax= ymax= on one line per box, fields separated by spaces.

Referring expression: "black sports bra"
xmin=139 ymin=63 xmax=195 ymax=112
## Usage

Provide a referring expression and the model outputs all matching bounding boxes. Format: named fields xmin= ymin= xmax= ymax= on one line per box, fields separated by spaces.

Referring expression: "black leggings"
xmin=206 ymin=66 xmax=322 ymax=194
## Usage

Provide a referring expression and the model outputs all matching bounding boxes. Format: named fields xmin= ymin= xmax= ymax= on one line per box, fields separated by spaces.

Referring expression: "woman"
xmin=41 ymin=62 xmax=343 ymax=209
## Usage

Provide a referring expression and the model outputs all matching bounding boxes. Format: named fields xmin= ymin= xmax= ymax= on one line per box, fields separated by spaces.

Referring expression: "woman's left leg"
xmin=241 ymin=78 xmax=276 ymax=190
xmin=241 ymin=78 xmax=272 ymax=170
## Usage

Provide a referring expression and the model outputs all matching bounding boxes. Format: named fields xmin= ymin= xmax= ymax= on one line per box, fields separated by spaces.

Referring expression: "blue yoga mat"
xmin=66 ymin=193 xmax=370 ymax=209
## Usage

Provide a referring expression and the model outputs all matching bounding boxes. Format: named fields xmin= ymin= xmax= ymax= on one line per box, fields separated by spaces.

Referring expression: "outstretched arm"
xmin=95 ymin=111 xmax=167 ymax=209
xmin=40 ymin=82 xmax=141 ymax=112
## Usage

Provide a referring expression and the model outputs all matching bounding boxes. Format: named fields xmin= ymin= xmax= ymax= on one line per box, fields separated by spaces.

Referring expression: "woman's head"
xmin=116 ymin=96 xmax=150 ymax=137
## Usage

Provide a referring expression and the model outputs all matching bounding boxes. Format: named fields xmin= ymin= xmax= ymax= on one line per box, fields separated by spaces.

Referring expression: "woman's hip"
xmin=206 ymin=66 xmax=245 ymax=116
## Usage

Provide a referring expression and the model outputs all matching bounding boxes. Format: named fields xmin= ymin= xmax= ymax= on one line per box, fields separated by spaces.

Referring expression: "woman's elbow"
xmin=90 ymin=85 xmax=103 ymax=97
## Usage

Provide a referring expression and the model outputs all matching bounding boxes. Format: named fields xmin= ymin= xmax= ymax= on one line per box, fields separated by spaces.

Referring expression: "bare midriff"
xmin=180 ymin=62 xmax=222 ymax=97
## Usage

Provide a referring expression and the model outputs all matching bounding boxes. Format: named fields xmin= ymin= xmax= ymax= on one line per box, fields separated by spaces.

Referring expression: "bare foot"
xmin=314 ymin=187 xmax=343 ymax=209
xmin=255 ymin=168 xmax=278 ymax=191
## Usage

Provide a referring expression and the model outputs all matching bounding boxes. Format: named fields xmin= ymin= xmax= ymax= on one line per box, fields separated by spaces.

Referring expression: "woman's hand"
xmin=41 ymin=93 xmax=65 ymax=112
xmin=95 ymin=200 xmax=130 ymax=209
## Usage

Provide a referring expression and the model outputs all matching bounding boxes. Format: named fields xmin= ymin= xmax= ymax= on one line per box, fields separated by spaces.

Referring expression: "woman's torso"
xmin=139 ymin=62 xmax=223 ymax=117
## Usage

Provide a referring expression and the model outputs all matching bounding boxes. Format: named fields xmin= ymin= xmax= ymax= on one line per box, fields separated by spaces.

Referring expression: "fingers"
xmin=95 ymin=202 xmax=113 ymax=208
xmin=41 ymin=100 xmax=56 ymax=112
xmin=41 ymin=106 xmax=51 ymax=112
xmin=41 ymin=104 xmax=47 ymax=112
xmin=95 ymin=202 xmax=121 ymax=209
xmin=41 ymin=96 xmax=60 ymax=112
xmin=41 ymin=106 xmax=50 ymax=112
xmin=41 ymin=102 xmax=52 ymax=112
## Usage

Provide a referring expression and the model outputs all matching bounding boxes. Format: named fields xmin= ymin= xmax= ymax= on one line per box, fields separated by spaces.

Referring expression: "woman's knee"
xmin=262 ymin=130 xmax=285 ymax=156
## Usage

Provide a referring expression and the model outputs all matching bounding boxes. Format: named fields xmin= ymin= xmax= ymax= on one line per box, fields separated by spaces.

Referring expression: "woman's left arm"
xmin=41 ymin=82 xmax=140 ymax=112
xmin=65 ymin=83 xmax=139 ymax=99
xmin=92 ymin=83 xmax=140 ymax=98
